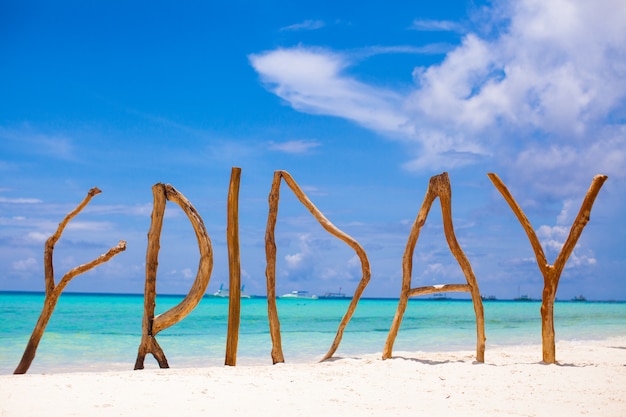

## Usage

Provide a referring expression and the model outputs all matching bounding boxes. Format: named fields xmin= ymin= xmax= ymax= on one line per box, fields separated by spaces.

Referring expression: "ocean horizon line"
xmin=1 ymin=290 xmax=624 ymax=303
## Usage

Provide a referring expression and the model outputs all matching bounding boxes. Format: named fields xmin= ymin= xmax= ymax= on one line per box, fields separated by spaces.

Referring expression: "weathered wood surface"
xmin=265 ymin=170 xmax=371 ymax=364
xmin=225 ymin=167 xmax=242 ymax=366
xmin=265 ymin=172 xmax=285 ymax=364
xmin=488 ymin=173 xmax=607 ymax=363
xmin=408 ymin=284 xmax=470 ymax=297
xmin=382 ymin=173 xmax=485 ymax=362
xmin=134 ymin=183 xmax=213 ymax=370
xmin=14 ymin=188 xmax=126 ymax=374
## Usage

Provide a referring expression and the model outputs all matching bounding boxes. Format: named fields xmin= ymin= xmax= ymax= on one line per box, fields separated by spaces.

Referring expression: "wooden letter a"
xmin=382 ymin=173 xmax=486 ymax=362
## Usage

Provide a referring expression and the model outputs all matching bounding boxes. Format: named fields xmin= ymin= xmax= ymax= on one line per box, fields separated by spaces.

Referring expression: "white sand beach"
xmin=2 ymin=338 xmax=625 ymax=417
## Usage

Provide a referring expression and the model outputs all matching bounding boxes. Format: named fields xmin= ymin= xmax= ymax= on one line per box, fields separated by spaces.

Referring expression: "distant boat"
xmin=572 ymin=294 xmax=587 ymax=302
xmin=213 ymin=283 xmax=251 ymax=298
xmin=481 ymin=295 xmax=497 ymax=301
xmin=514 ymin=286 xmax=533 ymax=301
xmin=319 ymin=288 xmax=348 ymax=299
xmin=280 ymin=290 xmax=318 ymax=300
xmin=432 ymin=293 xmax=451 ymax=300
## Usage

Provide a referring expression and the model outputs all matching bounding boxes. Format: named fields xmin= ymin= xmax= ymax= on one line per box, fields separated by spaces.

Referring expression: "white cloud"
xmin=400 ymin=128 xmax=489 ymax=171
xmin=85 ymin=203 xmax=154 ymax=217
xmin=249 ymin=47 xmax=410 ymax=137
xmin=66 ymin=221 xmax=113 ymax=232
xmin=280 ymin=232 xmax=359 ymax=283
xmin=556 ymin=199 xmax=575 ymax=225
xmin=507 ymin=130 xmax=626 ymax=201
xmin=251 ymin=0 xmax=626 ymax=192
xmin=405 ymin=0 xmax=626 ymax=174
xmin=0 ymin=125 xmax=76 ymax=160
xmin=355 ymin=44 xmax=454 ymax=58
xmin=283 ymin=233 xmax=312 ymax=270
xmin=410 ymin=19 xmax=464 ymax=32
xmin=280 ymin=19 xmax=325 ymax=32
xmin=0 ymin=197 xmax=43 ymax=204
xmin=269 ymin=139 xmax=321 ymax=154
xmin=12 ymin=257 xmax=38 ymax=272
xmin=285 ymin=252 xmax=305 ymax=268
xmin=27 ymin=231 xmax=49 ymax=243
xmin=319 ymin=267 xmax=340 ymax=280
xmin=347 ymin=254 xmax=360 ymax=268
xmin=415 ymin=262 xmax=464 ymax=284
xmin=536 ymin=199 xmax=597 ymax=267
xmin=536 ymin=224 xmax=569 ymax=253
xmin=167 ymin=268 xmax=195 ymax=280
xmin=320 ymin=255 xmax=364 ymax=282
xmin=298 ymin=185 xmax=326 ymax=197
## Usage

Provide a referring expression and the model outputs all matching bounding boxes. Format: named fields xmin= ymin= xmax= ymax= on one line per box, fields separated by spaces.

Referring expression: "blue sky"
xmin=1 ymin=0 xmax=625 ymax=300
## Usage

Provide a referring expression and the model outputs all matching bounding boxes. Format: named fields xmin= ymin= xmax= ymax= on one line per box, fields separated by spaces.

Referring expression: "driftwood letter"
xmin=134 ymin=183 xmax=213 ymax=369
xmin=382 ymin=173 xmax=486 ymax=362
xmin=488 ymin=173 xmax=607 ymax=363
xmin=14 ymin=188 xmax=126 ymax=374
xmin=265 ymin=170 xmax=371 ymax=363
xmin=225 ymin=167 xmax=242 ymax=366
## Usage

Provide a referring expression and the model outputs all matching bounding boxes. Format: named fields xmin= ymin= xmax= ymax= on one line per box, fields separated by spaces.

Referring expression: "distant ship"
xmin=319 ymin=288 xmax=348 ymax=299
xmin=213 ymin=283 xmax=251 ymax=298
xmin=431 ymin=293 xmax=451 ymax=300
xmin=481 ymin=295 xmax=497 ymax=301
xmin=514 ymin=286 xmax=533 ymax=301
xmin=280 ymin=290 xmax=318 ymax=300
xmin=572 ymin=294 xmax=587 ymax=302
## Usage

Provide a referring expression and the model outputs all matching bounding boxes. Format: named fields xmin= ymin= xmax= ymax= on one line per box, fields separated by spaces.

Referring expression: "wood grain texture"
xmin=225 ymin=167 xmax=242 ymax=366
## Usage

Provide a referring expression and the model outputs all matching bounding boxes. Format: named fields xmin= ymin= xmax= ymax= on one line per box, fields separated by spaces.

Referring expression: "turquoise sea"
xmin=1 ymin=291 xmax=625 ymax=374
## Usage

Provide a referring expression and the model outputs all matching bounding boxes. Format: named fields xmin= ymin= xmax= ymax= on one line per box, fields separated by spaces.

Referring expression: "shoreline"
xmin=4 ymin=332 xmax=624 ymax=376
xmin=3 ymin=326 xmax=625 ymax=375
xmin=2 ymin=337 xmax=625 ymax=416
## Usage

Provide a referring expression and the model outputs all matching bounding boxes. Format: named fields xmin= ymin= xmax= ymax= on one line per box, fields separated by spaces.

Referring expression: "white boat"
xmin=280 ymin=290 xmax=318 ymax=300
xmin=213 ymin=283 xmax=251 ymax=298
